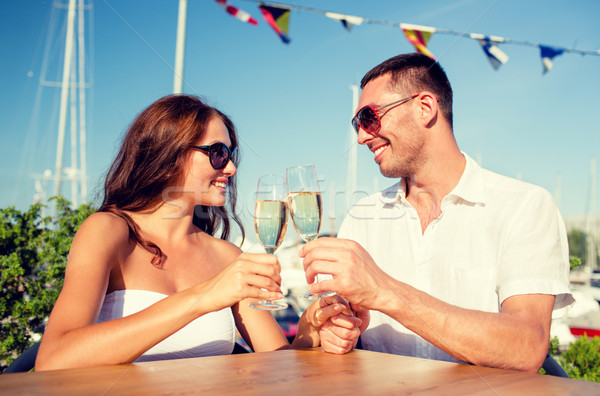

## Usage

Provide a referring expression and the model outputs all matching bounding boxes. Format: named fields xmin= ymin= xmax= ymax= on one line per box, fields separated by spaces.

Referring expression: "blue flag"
xmin=540 ymin=45 xmax=565 ymax=74
xmin=475 ymin=36 xmax=509 ymax=70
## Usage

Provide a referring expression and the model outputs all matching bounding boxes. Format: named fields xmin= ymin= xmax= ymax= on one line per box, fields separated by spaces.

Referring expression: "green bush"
xmin=559 ymin=335 xmax=600 ymax=381
xmin=0 ymin=198 xmax=95 ymax=372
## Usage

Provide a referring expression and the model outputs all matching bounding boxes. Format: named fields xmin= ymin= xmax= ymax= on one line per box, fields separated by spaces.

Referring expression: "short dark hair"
xmin=361 ymin=53 xmax=453 ymax=127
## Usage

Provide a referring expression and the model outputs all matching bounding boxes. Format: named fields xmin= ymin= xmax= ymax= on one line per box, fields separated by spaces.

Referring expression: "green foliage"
xmin=0 ymin=198 xmax=95 ymax=372
xmin=559 ymin=335 xmax=600 ymax=382
xmin=569 ymin=256 xmax=583 ymax=271
xmin=542 ymin=335 xmax=600 ymax=381
xmin=548 ymin=336 xmax=560 ymax=355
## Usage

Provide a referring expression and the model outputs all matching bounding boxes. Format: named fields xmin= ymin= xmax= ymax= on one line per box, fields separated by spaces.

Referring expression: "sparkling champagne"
xmin=287 ymin=191 xmax=322 ymax=242
xmin=255 ymin=200 xmax=288 ymax=253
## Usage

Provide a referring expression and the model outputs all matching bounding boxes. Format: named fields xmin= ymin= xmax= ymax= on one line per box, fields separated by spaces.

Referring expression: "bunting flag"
xmin=324 ymin=12 xmax=364 ymax=32
xmin=471 ymin=34 xmax=509 ymax=70
xmin=210 ymin=1 xmax=598 ymax=73
xmin=259 ymin=4 xmax=291 ymax=43
xmin=215 ymin=0 xmax=259 ymax=26
xmin=540 ymin=45 xmax=565 ymax=74
xmin=400 ymin=23 xmax=436 ymax=59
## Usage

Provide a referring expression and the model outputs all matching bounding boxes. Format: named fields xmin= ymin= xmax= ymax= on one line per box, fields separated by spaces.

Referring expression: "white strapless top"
xmin=97 ymin=290 xmax=235 ymax=362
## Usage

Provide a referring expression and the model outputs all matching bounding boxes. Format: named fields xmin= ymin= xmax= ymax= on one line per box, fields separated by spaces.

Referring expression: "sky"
xmin=1 ymin=0 xmax=599 ymax=245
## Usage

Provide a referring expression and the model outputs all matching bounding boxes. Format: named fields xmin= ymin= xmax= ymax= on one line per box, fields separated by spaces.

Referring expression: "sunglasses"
xmin=191 ymin=142 xmax=238 ymax=170
xmin=351 ymin=94 xmax=419 ymax=134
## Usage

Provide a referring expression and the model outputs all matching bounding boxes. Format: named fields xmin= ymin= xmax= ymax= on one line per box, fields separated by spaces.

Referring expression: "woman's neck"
xmin=127 ymin=202 xmax=197 ymax=243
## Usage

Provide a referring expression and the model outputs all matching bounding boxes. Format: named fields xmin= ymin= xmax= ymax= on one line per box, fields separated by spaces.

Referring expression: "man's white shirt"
xmin=338 ymin=153 xmax=574 ymax=362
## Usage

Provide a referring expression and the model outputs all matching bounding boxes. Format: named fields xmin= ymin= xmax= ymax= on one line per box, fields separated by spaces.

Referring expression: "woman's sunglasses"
xmin=351 ymin=94 xmax=418 ymax=134
xmin=191 ymin=142 xmax=238 ymax=170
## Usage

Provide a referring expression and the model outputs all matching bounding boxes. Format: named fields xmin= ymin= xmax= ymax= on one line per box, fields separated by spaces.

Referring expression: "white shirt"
xmin=337 ymin=154 xmax=574 ymax=362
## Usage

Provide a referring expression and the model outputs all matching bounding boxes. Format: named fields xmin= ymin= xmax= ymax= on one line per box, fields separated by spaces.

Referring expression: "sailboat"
xmin=561 ymin=160 xmax=600 ymax=342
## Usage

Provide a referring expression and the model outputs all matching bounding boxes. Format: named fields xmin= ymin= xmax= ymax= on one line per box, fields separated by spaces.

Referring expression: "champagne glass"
xmin=249 ymin=175 xmax=289 ymax=311
xmin=286 ymin=165 xmax=335 ymax=299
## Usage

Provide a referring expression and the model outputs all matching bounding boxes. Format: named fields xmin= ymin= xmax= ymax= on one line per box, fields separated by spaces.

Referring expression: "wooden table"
xmin=1 ymin=348 xmax=598 ymax=395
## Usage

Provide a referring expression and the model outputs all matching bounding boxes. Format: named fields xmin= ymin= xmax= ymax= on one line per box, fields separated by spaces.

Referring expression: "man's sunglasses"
xmin=351 ymin=94 xmax=419 ymax=134
xmin=191 ymin=142 xmax=238 ymax=170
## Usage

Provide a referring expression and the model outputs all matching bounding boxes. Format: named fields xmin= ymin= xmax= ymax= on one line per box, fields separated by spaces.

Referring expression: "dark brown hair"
xmin=361 ymin=53 xmax=453 ymax=127
xmin=98 ymin=94 xmax=244 ymax=266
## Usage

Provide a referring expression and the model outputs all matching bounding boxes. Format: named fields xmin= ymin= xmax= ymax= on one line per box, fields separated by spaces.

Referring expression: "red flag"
xmin=215 ymin=0 xmax=258 ymax=26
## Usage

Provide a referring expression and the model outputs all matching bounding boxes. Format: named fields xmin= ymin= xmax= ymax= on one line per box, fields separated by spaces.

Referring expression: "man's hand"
xmin=300 ymin=237 xmax=393 ymax=310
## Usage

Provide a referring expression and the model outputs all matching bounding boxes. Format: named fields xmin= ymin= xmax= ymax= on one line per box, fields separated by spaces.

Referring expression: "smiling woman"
xmin=33 ymin=94 xmax=363 ymax=371
xmin=98 ymin=95 xmax=243 ymax=264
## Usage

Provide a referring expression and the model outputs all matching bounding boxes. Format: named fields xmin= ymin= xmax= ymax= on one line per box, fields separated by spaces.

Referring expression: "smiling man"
xmin=300 ymin=53 xmax=574 ymax=372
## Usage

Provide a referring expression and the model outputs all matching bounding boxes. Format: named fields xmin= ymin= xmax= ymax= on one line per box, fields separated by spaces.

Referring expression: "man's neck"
xmin=405 ymin=148 xmax=466 ymax=233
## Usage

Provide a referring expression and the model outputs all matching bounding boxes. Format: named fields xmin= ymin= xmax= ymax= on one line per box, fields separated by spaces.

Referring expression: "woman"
xmin=35 ymin=95 xmax=362 ymax=370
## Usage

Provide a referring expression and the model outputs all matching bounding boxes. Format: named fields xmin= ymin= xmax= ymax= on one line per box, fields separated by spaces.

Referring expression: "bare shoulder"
xmin=71 ymin=212 xmax=132 ymax=258
xmin=211 ymin=236 xmax=243 ymax=257
xmin=199 ymin=233 xmax=243 ymax=269
xmin=82 ymin=211 xmax=128 ymax=229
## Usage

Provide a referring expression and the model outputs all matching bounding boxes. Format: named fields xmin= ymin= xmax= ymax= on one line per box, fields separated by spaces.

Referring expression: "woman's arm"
xmin=35 ymin=214 xmax=285 ymax=371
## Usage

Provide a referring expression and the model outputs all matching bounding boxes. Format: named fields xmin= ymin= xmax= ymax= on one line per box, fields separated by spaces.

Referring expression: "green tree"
xmin=0 ymin=198 xmax=95 ymax=372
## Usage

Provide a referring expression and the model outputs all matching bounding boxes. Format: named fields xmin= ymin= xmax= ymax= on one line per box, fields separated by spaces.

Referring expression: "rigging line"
xmin=100 ymin=0 xmax=262 ymax=159
xmin=100 ymin=0 xmax=186 ymax=92
xmin=433 ymin=0 xmax=500 ymax=65
xmin=13 ymin=0 xmax=62 ymax=204
xmin=240 ymin=0 xmax=600 ymax=56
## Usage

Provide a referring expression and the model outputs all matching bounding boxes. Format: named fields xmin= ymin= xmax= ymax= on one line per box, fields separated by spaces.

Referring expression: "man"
xmin=300 ymin=53 xmax=573 ymax=372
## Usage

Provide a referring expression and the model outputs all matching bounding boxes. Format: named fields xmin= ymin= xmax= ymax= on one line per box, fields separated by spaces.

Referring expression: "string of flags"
xmin=213 ymin=0 xmax=599 ymax=74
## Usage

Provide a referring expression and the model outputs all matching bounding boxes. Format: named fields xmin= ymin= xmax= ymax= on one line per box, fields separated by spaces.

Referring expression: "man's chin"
xmin=379 ymin=164 xmax=402 ymax=179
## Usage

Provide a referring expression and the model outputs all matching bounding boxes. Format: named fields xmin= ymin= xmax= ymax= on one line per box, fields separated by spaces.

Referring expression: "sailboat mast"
xmin=173 ymin=0 xmax=187 ymax=94
xmin=53 ymin=0 xmax=77 ymax=197
xmin=346 ymin=85 xmax=358 ymax=212
xmin=587 ymin=158 xmax=597 ymax=270
xmin=78 ymin=0 xmax=88 ymax=203
xmin=69 ymin=51 xmax=78 ymax=206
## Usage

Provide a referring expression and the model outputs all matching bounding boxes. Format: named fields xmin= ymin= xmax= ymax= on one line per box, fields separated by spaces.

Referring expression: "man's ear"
xmin=416 ymin=92 xmax=438 ymax=128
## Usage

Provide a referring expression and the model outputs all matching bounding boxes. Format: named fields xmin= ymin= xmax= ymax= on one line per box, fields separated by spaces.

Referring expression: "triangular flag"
xmin=540 ymin=45 xmax=565 ymax=74
xmin=471 ymin=34 xmax=509 ymax=70
xmin=400 ymin=23 xmax=436 ymax=59
xmin=258 ymin=4 xmax=291 ymax=44
xmin=324 ymin=12 xmax=364 ymax=32
xmin=215 ymin=0 xmax=258 ymax=26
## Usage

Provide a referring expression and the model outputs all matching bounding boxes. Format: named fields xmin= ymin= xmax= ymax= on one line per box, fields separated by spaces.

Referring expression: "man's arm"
xmin=300 ymin=237 xmax=553 ymax=373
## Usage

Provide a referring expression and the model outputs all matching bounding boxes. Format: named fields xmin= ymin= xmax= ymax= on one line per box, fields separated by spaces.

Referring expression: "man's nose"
xmin=356 ymin=128 xmax=374 ymax=145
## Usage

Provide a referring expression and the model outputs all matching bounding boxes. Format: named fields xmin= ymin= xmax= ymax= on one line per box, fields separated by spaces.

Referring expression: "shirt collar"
xmin=445 ymin=153 xmax=486 ymax=205
xmin=379 ymin=180 xmax=406 ymax=205
xmin=378 ymin=152 xmax=486 ymax=206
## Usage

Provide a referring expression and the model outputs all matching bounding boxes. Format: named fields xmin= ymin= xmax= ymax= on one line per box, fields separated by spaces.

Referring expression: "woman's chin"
xmin=200 ymin=197 xmax=227 ymax=207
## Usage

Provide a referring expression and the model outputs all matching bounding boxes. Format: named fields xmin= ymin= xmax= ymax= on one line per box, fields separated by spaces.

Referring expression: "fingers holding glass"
xmin=249 ymin=175 xmax=289 ymax=311
xmin=286 ymin=164 xmax=335 ymax=299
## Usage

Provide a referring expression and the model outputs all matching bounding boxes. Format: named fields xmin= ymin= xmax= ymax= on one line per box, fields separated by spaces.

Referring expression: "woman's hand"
xmin=196 ymin=252 xmax=284 ymax=313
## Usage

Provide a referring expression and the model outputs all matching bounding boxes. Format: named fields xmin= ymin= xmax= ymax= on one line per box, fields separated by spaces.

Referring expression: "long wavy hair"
xmin=98 ymin=94 xmax=244 ymax=266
